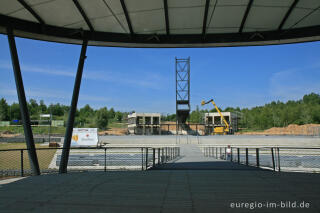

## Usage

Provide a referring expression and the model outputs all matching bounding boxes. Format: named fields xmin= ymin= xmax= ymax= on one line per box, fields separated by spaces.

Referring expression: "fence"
xmin=202 ymin=146 xmax=320 ymax=173
xmin=0 ymin=146 xmax=180 ymax=177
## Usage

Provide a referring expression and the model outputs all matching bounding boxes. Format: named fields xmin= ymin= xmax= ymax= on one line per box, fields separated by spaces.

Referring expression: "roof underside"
xmin=0 ymin=0 xmax=320 ymax=47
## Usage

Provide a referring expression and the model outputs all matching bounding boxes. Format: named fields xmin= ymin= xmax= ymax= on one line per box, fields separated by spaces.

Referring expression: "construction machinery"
xmin=201 ymin=99 xmax=230 ymax=135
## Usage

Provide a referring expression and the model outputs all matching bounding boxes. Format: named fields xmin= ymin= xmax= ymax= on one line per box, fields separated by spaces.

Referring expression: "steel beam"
xmin=239 ymin=0 xmax=253 ymax=33
xmin=278 ymin=0 xmax=299 ymax=30
xmin=1 ymin=15 xmax=320 ymax=46
xmin=120 ymin=0 xmax=134 ymax=35
xmin=17 ymin=0 xmax=45 ymax=25
xmin=59 ymin=38 xmax=88 ymax=173
xmin=202 ymin=0 xmax=210 ymax=38
xmin=163 ymin=0 xmax=170 ymax=35
xmin=7 ymin=27 xmax=40 ymax=176
xmin=72 ymin=0 xmax=94 ymax=32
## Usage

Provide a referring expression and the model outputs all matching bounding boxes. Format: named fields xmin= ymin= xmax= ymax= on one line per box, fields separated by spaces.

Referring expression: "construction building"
xmin=204 ymin=112 xmax=239 ymax=134
xmin=128 ymin=113 xmax=161 ymax=135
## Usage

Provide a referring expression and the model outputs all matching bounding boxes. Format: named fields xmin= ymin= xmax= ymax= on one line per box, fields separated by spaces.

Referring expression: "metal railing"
xmin=0 ymin=146 xmax=180 ymax=177
xmin=202 ymin=146 xmax=320 ymax=173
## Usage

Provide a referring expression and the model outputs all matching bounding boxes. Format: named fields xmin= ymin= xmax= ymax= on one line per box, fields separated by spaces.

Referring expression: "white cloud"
xmin=0 ymin=86 xmax=111 ymax=103
xmin=0 ymin=60 xmax=164 ymax=90
xmin=269 ymin=66 xmax=320 ymax=101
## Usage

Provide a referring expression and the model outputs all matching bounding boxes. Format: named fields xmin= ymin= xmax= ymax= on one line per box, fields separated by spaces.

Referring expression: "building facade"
xmin=128 ymin=113 xmax=161 ymax=135
xmin=204 ymin=112 xmax=239 ymax=134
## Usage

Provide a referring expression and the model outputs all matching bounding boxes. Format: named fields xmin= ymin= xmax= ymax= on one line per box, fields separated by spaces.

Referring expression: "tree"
xmin=39 ymin=100 xmax=47 ymax=113
xmin=115 ymin=111 xmax=123 ymax=122
xmin=10 ymin=103 xmax=21 ymax=120
xmin=95 ymin=107 xmax=109 ymax=129
xmin=28 ymin=99 xmax=39 ymax=120
xmin=0 ymin=98 xmax=9 ymax=120
xmin=108 ymin=107 xmax=115 ymax=119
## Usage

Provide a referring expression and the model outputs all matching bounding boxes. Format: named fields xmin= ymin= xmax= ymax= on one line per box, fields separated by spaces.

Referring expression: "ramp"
xmin=156 ymin=144 xmax=261 ymax=170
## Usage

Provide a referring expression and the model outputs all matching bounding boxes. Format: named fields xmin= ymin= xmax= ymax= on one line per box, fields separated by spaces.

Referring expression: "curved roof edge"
xmin=1 ymin=15 xmax=320 ymax=48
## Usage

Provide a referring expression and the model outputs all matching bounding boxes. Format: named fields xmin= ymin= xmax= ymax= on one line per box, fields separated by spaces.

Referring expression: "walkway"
xmin=155 ymin=144 xmax=260 ymax=170
xmin=0 ymin=170 xmax=319 ymax=212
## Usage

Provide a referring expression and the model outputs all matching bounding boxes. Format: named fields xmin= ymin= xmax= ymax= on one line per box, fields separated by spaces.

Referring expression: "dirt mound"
xmin=99 ymin=128 xmax=127 ymax=136
xmin=0 ymin=130 xmax=21 ymax=138
xmin=237 ymin=124 xmax=320 ymax=135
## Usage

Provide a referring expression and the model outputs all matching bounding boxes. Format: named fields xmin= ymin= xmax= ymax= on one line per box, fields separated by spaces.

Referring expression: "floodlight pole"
xmin=7 ymin=27 xmax=40 ymax=176
xmin=59 ymin=38 xmax=88 ymax=173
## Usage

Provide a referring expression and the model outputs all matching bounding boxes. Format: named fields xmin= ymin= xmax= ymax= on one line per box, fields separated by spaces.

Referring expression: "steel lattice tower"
xmin=175 ymin=57 xmax=190 ymax=133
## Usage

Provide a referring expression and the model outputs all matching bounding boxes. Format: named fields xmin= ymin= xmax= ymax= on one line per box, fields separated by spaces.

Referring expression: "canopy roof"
xmin=0 ymin=0 xmax=320 ymax=47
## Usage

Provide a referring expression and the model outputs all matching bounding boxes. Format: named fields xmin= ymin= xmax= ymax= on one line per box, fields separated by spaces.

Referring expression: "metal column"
xmin=59 ymin=38 xmax=88 ymax=173
xmin=7 ymin=27 xmax=40 ymax=176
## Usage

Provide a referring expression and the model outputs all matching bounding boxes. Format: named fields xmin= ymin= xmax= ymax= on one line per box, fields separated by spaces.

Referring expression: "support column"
xmin=59 ymin=38 xmax=88 ymax=173
xmin=7 ymin=27 xmax=40 ymax=176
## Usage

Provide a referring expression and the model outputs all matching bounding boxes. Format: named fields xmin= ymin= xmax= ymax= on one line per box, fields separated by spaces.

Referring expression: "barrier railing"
xmin=0 ymin=146 xmax=180 ymax=177
xmin=202 ymin=146 xmax=320 ymax=173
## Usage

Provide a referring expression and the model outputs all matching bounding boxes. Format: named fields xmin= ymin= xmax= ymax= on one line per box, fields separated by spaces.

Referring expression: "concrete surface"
xmin=0 ymin=170 xmax=319 ymax=212
xmin=99 ymin=135 xmax=320 ymax=147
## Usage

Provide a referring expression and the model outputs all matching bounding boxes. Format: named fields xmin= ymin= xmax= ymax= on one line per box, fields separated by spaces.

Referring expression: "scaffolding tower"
xmin=175 ymin=57 xmax=190 ymax=134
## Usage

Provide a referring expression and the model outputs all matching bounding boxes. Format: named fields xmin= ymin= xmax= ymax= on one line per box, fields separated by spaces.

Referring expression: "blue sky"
xmin=0 ymin=34 xmax=320 ymax=114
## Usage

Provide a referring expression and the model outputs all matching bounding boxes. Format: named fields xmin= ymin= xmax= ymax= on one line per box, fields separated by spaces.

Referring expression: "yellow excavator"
xmin=201 ymin=98 xmax=230 ymax=135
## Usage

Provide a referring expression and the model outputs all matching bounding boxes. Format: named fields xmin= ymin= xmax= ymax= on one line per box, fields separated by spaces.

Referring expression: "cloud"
xmin=0 ymin=86 xmax=111 ymax=103
xmin=0 ymin=60 xmax=164 ymax=90
xmin=269 ymin=65 xmax=320 ymax=101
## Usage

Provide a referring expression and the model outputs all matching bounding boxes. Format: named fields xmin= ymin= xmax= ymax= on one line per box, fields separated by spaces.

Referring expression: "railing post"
xmin=220 ymin=147 xmax=222 ymax=159
xmin=20 ymin=149 xmax=24 ymax=177
xmin=104 ymin=148 xmax=107 ymax=172
xmin=216 ymin=147 xmax=218 ymax=158
xmin=146 ymin=148 xmax=148 ymax=169
xmin=230 ymin=148 xmax=233 ymax=162
xmin=141 ymin=148 xmax=144 ymax=171
xmin=237 ymin=148 xmax=240 ymax=163
xmin=165 ymin=147 xmax=167 ymax=162
xmin=224 ymin=147 xmax=227 ymax=160
xmin=277 ymin=148 xmax=281 ymax=172
xmin=246 ymin=148 xmax=248 ymax=166
xmin=271 ymin=148 xmax=275 ymax=171
xmin=256 ymin=148 xmax=260 ymax=167
xmin=153 ymin=148 xmax=155 ymax=167
xmin=158 ymin=148 xmax=160 ymax=165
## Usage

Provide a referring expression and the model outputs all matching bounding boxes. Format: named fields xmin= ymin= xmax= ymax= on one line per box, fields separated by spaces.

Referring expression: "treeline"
xmin=163 ymin=93 xmax=320 ymax=130
xmin=0 ymin=98 xmax=129 ymax=129
xmin=1 ymin=93 xmax=320 ymax=131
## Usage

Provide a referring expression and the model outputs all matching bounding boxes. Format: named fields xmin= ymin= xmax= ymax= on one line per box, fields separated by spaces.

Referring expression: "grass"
xmin=0 ymin=122 xmax=127 ymax=135
xmin=0 ymin=143 xmax=56 ymax=172
xmin=0 ymin=126 xmax=66 ymax=135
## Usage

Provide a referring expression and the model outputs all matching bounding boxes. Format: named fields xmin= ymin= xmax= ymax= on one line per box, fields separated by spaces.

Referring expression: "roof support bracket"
xmin=120 ymin=0 xmax=134 ymax=36
xmin=72 ymin=0 xmax=94 ymax=32
xmin=164 ymin=0 xmax=170 ymax=35
xmin=202 ymin=0 xmax=210 ymax=39
xmin=239 ymin=0 xmax=253 ymax=33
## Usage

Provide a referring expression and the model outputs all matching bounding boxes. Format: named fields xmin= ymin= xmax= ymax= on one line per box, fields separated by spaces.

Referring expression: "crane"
xmin=201 ymin=98 xmax=230 ymax=135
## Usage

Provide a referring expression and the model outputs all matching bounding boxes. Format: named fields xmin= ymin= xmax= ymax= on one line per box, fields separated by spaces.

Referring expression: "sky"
xmin=0 ymin=34 xmax=320 ymax=114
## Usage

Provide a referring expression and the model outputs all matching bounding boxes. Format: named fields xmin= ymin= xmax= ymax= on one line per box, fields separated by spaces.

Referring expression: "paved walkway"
xmin=155 ymin=144 xmax=260 ymax=170
xmin=0 ymin=170 xmax=319 ymax=212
